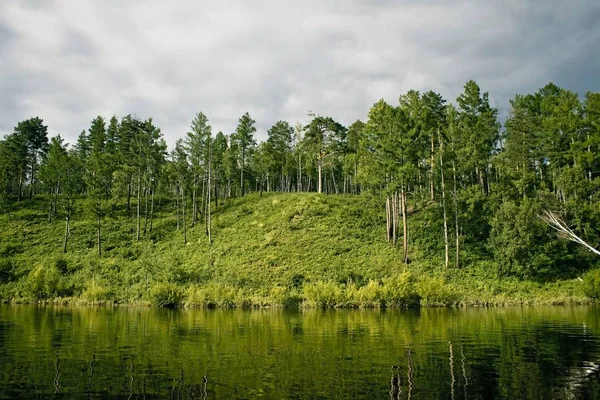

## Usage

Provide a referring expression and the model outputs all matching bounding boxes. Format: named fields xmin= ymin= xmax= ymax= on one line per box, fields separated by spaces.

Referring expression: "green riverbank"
xmin=0 ymin=192 xmax=596 ymax=307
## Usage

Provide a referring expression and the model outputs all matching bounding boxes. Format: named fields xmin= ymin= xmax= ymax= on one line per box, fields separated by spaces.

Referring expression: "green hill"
xmin=0 ymin=192 xmax=590 ymax=307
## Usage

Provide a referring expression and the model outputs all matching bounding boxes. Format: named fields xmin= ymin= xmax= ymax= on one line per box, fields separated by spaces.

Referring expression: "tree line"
xmin=1 ymin=80 xmax=599 ymax=277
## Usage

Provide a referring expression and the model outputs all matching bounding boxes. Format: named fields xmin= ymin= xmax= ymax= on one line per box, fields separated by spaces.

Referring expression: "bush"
xmin=55 ymin=258 xmax=69 ymax=274
xmin=382 ymin=272 xmax=420 ymax=307
xmin=269 ymin=286 xmax=300 ymax=308
xmin=149 ymin=282 xmax=183 ymax=307
xmin=81 ymin=282 xmax=111 ymax=302
xmin=303 ymin=281 xmax=343 ymax=307
xmin=0 ymin=259 xmax=15 ymax=284
xmin=583 ymin=269 xmax=600 ymax=300
xmin=416 ymin=276 xmax=458 ymax=306
xmin=355 ymin=280 xmax=383 ymax=307
xmin=25 ymin=266 xmax=61 ymax=300
xmin=184 ymin=283 xmax=237 ymax=308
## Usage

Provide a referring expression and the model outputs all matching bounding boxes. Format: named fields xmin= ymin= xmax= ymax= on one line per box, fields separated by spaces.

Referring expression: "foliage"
xmin=583 ymin=269 xmax=600 ymax=300
xmin=150 ymin=282 xmax=183 ymax=308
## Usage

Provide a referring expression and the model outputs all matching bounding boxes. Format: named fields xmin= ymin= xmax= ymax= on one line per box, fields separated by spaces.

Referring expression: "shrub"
xmin=382 ymin=272 xmax=420 ymax=307
xmin=355 ymin=280 xmax=383 ymax=307
xmin=583 ymin=269 xmax=600 ymax=300
xmin=416 ymin=276 xmax=458 ymax=306
xmin=303 ymin=281 xmax=342 ymax=307
xmin=269 ymin=286 xmax=300 ymax=307
xmin=82 ymin=283 xmax=110 ymax=302
xmin=25 ymin=266 xmax=61 ymax=300
xmin=149 ymin=282 xmax=183 ymax=307
xmin=0 ymin=259 xmax=15 ymax=284
xmin=55 ymin=258 xmax=69 ymax=274
xmin=184 ymin=283 xmax=237 ymax=308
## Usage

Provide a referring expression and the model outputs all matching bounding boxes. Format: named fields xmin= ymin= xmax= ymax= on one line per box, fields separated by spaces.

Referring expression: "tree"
xmin=86 ymin=116 xmax=110 ymax=256
xmin=232 ymin=112 xmax=257 ymax=197
xmin=172 ymin=139 xmax=189 ymax=244
xmin=456 ymin=80 xmax=500 ymax=193
xmin=38 ymin=135 xmax=68 ymax=222
xmin=346 ymin=120 xmax=365 ymax=194
xmin=266 ymin=120 xmax=294 ymax=192
xmin=186 ymin=112 xmax=212 ymax=225
xmin=304 ymin=115 xmax=346 ymax=194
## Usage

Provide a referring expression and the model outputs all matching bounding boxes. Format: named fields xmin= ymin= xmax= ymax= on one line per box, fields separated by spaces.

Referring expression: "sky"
xmin=1 ymin=0 xmax=599 ymax=148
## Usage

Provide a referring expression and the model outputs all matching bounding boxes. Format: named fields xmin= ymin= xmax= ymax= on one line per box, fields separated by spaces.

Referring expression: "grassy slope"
xmin=0 ymin=192 xmax=588 ymax=306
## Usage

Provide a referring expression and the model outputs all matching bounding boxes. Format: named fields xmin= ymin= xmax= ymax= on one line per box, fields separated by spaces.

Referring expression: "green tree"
xmin=232 ymin=112 xmax=257 ymax=197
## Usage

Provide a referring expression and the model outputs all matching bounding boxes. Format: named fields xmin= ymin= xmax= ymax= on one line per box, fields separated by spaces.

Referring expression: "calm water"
xmin=0 ymin=306 xmax=599 ymax=399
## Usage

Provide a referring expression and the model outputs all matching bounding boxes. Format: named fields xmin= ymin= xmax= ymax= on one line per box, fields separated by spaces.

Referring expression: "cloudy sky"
xmin=1 ymin=0 xmax=599 ymax=147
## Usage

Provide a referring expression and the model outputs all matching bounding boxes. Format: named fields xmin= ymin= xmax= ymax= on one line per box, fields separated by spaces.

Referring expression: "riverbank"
xmin=0 ymin=192 xmax=595 ymax=307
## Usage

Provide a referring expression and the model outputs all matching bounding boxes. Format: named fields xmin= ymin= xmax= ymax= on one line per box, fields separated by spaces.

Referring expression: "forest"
xmin=1 ymin=80 xmax=600 ymax=306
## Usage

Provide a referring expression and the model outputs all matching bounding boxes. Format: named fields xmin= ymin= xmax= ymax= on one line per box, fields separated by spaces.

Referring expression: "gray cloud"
xmin=1 ymin=0 xmax=599 ymax=147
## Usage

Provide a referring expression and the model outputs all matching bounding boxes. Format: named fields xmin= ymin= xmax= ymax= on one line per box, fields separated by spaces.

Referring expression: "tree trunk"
xmin=401 ymin=188 xmax=408 ymax=264
xmin=317 ymin=152 xmax=323 ymax=194
xmin=192 ymin=178 xmax=197 ymax=227
xmin=331 ymin=169 xmax=338 ymax=194
xmin=260 ymin=174 xmax=264 ymax=198
xmin=430 ymin=134 xmax=435 ymax=201
xmin=126 ymin=181 xmax=131 ymax=213
xmin=386 ymin=195 xmax=391 ymax=243
xmin=182 ymin=185 xmax=187 ymax=244
xmin=149 ymin=184 xmax=154 ymax=233
xmin=207 ymin=139 xmax=212 ymax=245
xmin=18 ymin=175 xmax=23 ymax=202
xmin=298 ymin=153 xmax=302 ymax=192
xmin=240 ymin=149 xmax=245 ymax=197
xmin=176 ymin=186 xmax=180 ymax=230
xmin=136 ymin=175 xmax=141 ymax=241
xmin=452 ymin=160 xmax=460 ymax=269
xmin=97 ymin=199 xmax=102 ymax=256
xmin=392 ymin=191 xmax=398 ymax=246
xmin=29 ymin=160 xmax=35 ymax=199
xmin=143 ymin=180 xmax=149 ymax=234
xmin=63 ymin=213 xmax=70 ymax=253
xmin=439 ymin=132 xmax=449 ymax=269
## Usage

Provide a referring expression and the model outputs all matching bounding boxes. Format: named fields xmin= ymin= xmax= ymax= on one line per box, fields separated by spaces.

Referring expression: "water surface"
xmin=0 ymin=305 xmax=599 ymax=399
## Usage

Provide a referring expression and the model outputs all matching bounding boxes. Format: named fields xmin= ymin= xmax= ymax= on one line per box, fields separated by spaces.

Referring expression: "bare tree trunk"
xmin=452 ymin=160 xmax=460 ymax=269
xmin=149 ymin=184 xmax=154 ymax=232
xmin=386 ymin=195 xmax=391 ymax=243
xmin=540 ymin=211 xmax=600 ymax=256
xmin=136 ymin=175 xmax=141 ymax=241
xmin=240 ymin=149 xmax=245 ymax=197
xmin=207 ymin=140 xmax=212 ymax=245
xmin=29 ymin=160 xmax=35 ymax=199
xmin=143 ymin=180 xmax=149 ymax=234
xmin=392 ymin=191 xmax=398 ymax=246
xmin=298 ymin=153 xmax=302 ymax=192
xmin=439 ymin=132 xmax=449 ymax=269
xmin=175 ymin=186 xmax=180 ymax=230
xmin=18 ymin=174 xmax=23 ymax=202
xmin=182 ymin=185 xmax=187 ymax=244
xmin=63 ymin=213 xmax=70 ymax=253
xmin=430 ymin=134 xmax=435 ymax=201
xmin=126 ymin=180 xmax=131 ymax=213
xmin=192 ymin=177 xmax=197 ymax=227
xmin=317 ymin=153 xmax=323 ymax=194
xmin=331 ymin=170 xmax=338 ymax=194
xmin=401 ymin=187 xmax=408 ymax=264
xmin=214 ymin=178 xmax=219 ymax=208
xmin=97 ymin=199 xmax=102 ymax=256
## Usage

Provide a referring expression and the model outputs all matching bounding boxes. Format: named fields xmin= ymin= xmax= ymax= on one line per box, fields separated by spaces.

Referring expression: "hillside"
xmin=0 ymin=192 xmax=591 ymax=307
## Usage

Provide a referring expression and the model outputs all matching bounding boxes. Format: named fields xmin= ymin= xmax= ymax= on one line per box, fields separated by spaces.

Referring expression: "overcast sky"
xmin=1 ymin=0 xmax=599 ymax=147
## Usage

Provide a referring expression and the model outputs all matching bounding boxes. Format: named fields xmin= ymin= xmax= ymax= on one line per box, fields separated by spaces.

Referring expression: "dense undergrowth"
xmin=0 ymin=192 xmax=596 ymax=307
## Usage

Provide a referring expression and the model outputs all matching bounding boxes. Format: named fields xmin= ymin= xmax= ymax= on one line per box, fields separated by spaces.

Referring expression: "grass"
xmin=0 ymin=192 xmax=593 ymax=307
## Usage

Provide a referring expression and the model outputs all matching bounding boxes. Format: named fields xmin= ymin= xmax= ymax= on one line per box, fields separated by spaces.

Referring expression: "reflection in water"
xmin=0 ymin=306 xmax=600 ymax=398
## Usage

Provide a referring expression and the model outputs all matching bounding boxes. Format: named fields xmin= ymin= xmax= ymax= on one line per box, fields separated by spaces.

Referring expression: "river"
xmin=0 ymin=305 xmax=599 ymax=399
